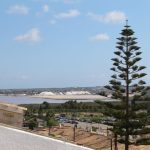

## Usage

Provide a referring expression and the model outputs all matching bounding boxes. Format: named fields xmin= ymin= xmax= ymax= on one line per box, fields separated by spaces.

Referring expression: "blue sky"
xmin=0 ymin=0 xmax=150 ymax=89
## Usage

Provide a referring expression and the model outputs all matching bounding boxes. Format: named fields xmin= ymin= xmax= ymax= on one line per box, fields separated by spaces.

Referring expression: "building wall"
xmin=0 ymin=102 xmax=26 ymax=127
xmin=0 ymin=109 xmax=24 ymax=127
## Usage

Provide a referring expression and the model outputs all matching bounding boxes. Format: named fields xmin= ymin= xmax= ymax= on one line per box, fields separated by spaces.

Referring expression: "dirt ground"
xmin=35 ymin=125 xmax=150 ymax=150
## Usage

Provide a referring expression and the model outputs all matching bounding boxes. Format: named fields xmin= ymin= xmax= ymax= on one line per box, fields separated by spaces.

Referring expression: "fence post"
xmin=110 ymin=138 xmax=113 ymax=150
xmin=114 ymin=133 xmax=118 ymax=150
xmin=107 ymin=127 xmax=109 ymax=136
xmin=73 ymin=124 xmax=77 ymax=142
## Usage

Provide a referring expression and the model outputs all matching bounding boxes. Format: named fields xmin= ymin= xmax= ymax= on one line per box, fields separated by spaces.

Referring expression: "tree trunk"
xmin=125 ymin=39 xmax=129 ymax=150
xmin=114 ymin=133 xmax=118 ymax=150
xmin=73 ymin=125 xmax=76 ymax=142
xmin=125 ymin=84 xmax=129 ymax=150
xmin=49 ymin=126 xmax=51 ymax=136
xmin=110 ymin=138 xmax=113 ymax=150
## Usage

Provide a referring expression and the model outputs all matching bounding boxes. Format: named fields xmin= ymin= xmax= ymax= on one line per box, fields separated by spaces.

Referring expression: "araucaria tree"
xmin=103 ymin=21 xmax=150 ymax=150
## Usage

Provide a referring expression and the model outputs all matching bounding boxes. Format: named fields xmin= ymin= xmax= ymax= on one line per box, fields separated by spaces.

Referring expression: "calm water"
xmin=0 ymin=95 xmax=94 ymax=104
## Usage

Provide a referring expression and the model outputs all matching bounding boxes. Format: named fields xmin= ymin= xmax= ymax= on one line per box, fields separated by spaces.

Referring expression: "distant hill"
xmin=0 ymin=86 xmax=110 ymax=95
xmin=1 ymin=86 xmax=150 ymax=97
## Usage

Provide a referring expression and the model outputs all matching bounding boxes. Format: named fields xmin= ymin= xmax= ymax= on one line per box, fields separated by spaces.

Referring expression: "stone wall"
xmin=0 ymin=110 xmax=24 ymax=127
xmin=0 ymin=102 xmax=26 ymax=127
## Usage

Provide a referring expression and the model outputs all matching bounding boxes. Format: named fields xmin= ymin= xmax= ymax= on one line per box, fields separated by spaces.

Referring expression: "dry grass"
xmin=35 ymin=126 xmax=150 ymax=150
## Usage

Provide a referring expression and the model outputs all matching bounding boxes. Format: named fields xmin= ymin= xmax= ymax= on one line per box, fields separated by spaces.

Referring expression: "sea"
xmin=0 ymin=95 xmax=94 ymax=104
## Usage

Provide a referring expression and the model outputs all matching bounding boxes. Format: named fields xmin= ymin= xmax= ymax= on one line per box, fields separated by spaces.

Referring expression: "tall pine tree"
xmin=98 ymin=21 xmax=150 ymax=150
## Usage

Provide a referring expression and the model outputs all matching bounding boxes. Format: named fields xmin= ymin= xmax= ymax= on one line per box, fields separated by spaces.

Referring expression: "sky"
xmin=0 ymin=0 xmax=150 ymax=89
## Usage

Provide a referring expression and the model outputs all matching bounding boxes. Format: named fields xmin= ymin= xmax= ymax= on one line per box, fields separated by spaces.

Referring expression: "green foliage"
xmin=46 ymin=110 xmax=55 ymax=119
xmin=47 ymin=118 xmax=57 ymax=136
xmin=28 ymin=119 xmax=37 ymax=130
xmin=91 ymin=116 xmax=102 ymax=123
xmin=92 ymin=126 xmax=98 ymax=132
xmin=103 ymin=21 xmax=150 ymax=149
xmin=47 ymin=118 xmax=57 ymax=127
xmin=98 ymin=91 xmax=107 ymax=96
xmin=136 ymin=138 xmax=150 ymax=145
xmin=22 ymin=101 xmax=101 ymax=116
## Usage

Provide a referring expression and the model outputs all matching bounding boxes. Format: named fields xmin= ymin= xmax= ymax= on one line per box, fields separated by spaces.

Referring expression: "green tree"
xmin=38 ymin=105 xmax=44 ymax=118
xmin=47 ymin=119 xmax=57 ymax=136
xmin=101 ymin=21 xmax=150 ymax=150
xmin=42 ymin=101 xmax=49 ymax=109
xmin=28 ymin=118 xmax=37 ymax=130
xmin=98 ymin=91 xmax=107 ymax=97
xmin=45 ymin=110 xmax=56 ymax=135
xmin=46 ymin=110 xmax=55 ymax=119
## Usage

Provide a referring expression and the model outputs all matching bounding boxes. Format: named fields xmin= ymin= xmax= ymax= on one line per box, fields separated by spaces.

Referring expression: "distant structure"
xmin=0 ymin=102 xmax=27 ymax=127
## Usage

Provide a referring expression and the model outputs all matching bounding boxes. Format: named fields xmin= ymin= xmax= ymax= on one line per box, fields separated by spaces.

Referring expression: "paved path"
xmin=0 ymin=126 xmax=93 ymax=150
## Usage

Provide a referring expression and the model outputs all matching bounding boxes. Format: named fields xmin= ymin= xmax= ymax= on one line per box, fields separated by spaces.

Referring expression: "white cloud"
xmin=87 ymin=12 xmax=101 ymax=21
xmin=47 ymin=0 xmax=81 ymax=4
xmin=36 ymin=4 xmax=49 ymax=16
xmin=15 ymin=28 xmax=41 ymax=42
xmin=43 ymin=4 xmax=49 ymax=13
xmin=20 ymin=75 xmax=29 ymax=80
xmin=87 ymin=11 xmax=126 ymax=24
xmin=90 ymin=33 xmax=110 ymax=42
xmin=63 ymin=0 xmax=81 ymax=4
xmin=33 ymin=0 xmax=82 ymax=3
xmin=49 ymin=19 xmax=57 ymax=24
xmin=36 ymin=12 xmax=42 ymax=17
xmin=55 ymin=9 xmax=80 ymax=19
xmin=7 ymin=5 xmax=29 ymax=15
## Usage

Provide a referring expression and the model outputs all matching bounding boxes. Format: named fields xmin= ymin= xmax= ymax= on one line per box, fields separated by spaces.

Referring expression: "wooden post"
xmin=110 ymin=138 xmax=113 ymax=150
xmin=73 ymin=125 xmax=75 ymax=142
xmin=73 ymin=124 xmax=77 ymax=142
xmin=114 ymin=133 xmax=118 ymax=150
xmin=107 ymin=127 xmax=109 ymax=136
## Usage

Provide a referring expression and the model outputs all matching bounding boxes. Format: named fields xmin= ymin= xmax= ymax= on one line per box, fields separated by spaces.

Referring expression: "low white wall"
xmin=0 ymin=126 xmax=93 ymax=150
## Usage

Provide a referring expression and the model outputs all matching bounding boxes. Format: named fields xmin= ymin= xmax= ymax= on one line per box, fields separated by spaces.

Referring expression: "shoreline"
xmin=0 ymin=94 xmax=119 ymax=104
xmin=31 ymin=94 xmax=117 ymax=101
xmin=0 ymin=94 xmax=107 ymax=100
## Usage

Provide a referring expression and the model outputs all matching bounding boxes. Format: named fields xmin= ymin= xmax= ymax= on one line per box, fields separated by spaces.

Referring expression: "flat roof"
xmin=0 ymin=126 xmax=93 ymax=150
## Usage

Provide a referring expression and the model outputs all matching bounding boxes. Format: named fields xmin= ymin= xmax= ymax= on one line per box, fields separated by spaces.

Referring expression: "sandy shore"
xmin=32 ymin=94 xmax=117 ymax=101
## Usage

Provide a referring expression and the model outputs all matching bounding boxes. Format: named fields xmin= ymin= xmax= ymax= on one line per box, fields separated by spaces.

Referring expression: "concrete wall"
xmin=0 ymin=102 xmax=26 ymax=127
xmin=0 ymin=109 xmax=24 ymax=127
